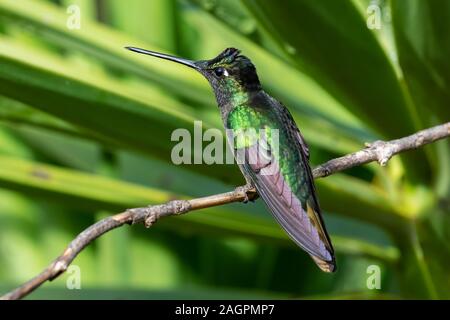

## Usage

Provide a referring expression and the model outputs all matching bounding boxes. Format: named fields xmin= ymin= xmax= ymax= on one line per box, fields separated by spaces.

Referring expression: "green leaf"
xmin=316 ymin=174 xmax=408 ymax=234
xmin=183 ymin=9 xmax=368 ymax=131
xmin=182 ymin=9 xmax=379 ymax=159
xmin=0 ymin=41 xmax=401 ymax=231
xmin=243 ymin=0 xmax=432 ymax=181
xmin=0 ymin=154 xmax=397 ymax=263
xmin=243 ymin=0 xmax=416 ymax=139
xmin=0 ymin=96 xmax=98 ymax=142
xmin=0 ymin=38 xmax=241 ymax=182
xmin=391 ymin=0 xmax=450 ymax=124
xmin=0 ymin=0 xmax=376 ymax=157
xmin=4 ymin=286 xmax=285 ymax=300
xmin=0 ymin=0 xmax=213 ymax=105
xmin=398 ymin=217 xmax=450 ymax=299
xmin=0 ymin=24 xmax=367 ymax=188
xmin=0 ymin=36 xmax=388 ymax=209
xmin=106 ymin=0 xmax=177 ymax=51
xmin=331 ymin=234 xmax=399 ymax=265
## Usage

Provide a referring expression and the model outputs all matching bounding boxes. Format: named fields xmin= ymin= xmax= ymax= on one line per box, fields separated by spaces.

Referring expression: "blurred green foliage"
xmin=0 ymin=0 xmax=448 ymax=299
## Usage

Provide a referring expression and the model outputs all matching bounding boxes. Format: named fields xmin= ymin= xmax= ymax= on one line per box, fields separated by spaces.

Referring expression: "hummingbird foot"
xmin=235 ymin=184 xmax=258 ymax=203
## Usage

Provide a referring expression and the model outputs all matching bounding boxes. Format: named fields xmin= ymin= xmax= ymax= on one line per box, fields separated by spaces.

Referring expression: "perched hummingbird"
xmin=126 ymin=47 xmax=336 ymax=272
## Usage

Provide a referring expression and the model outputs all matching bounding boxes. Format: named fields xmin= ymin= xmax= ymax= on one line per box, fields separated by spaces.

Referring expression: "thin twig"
xmin=313 ymin=122 xmax=450 ymax=178
xmin=1 ymin=122 xmax=449 ymax=300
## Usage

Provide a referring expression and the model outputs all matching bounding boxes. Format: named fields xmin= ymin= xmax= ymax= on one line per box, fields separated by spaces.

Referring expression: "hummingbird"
xmin=126 ymin=46 xmax=336 ymax=272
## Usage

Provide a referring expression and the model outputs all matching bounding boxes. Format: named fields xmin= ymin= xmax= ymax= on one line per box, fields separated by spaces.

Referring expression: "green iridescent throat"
xmin=225 ymin=78 xmax=251 ymax=106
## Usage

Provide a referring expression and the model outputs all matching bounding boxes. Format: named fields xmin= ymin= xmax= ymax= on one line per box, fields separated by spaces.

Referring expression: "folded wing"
xmin=241 ymin=125 xmax=336 ymax=272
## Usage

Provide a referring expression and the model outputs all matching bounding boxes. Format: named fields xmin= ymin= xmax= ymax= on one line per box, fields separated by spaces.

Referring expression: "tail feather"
xmin=311 ymin=255 xmax=337 ymax=273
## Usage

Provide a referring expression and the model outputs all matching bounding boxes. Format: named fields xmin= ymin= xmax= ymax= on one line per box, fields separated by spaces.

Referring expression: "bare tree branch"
xmin=1 ymin=122 xmax=449 ymax=300
xmin=313 ymin=122 xmax=450 ymax=178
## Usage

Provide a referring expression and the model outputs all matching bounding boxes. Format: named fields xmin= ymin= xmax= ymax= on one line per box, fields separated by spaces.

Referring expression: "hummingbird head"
xmin=126 ymin=47 xmax=261 ymax=106
xmin=196 ymin=48 xmax=261 ymax=94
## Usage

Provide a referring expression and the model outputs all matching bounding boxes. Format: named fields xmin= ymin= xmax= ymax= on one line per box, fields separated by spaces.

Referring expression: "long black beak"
xmin=125 ymin=46 xmax=198 ymax=70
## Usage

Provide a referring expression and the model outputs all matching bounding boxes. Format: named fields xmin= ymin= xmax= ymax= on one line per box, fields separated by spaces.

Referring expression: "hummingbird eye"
xmin=213 ymin=67 xmax=228 ymax=77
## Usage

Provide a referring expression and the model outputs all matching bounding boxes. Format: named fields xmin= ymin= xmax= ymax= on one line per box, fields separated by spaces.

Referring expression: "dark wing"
xmin=242 ymin=95 xmax=336 ymax=272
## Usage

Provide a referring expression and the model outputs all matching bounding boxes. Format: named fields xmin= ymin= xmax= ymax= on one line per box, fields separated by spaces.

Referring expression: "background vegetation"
xmin=0 ymin=0 xmax=448 ymax=299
